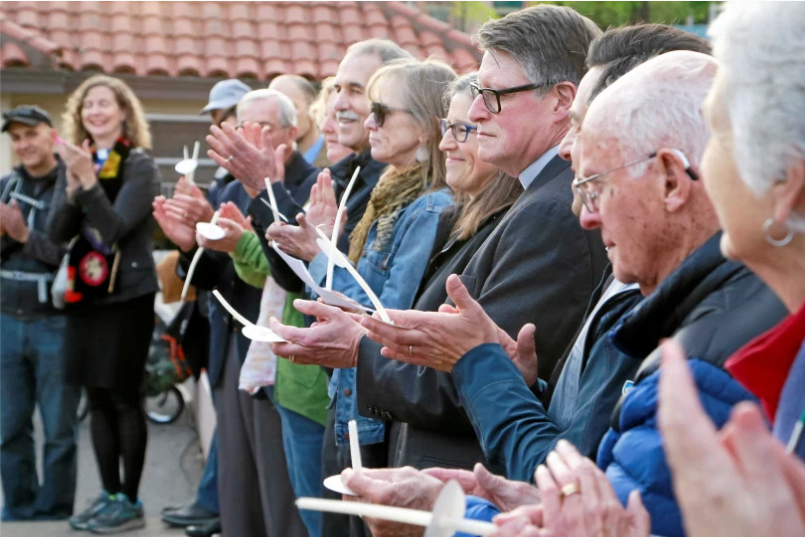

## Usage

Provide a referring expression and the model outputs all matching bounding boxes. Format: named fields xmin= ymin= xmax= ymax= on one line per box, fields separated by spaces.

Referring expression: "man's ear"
xmin=658 ymin=148 xmax=694 ymax=213
xmin=772 ymin=157 xmax=805 ymax=224
xmin=288 ymin=125 xmax=299 ymax=144
xmin=553 ymin=82 xmax=577 ymax=117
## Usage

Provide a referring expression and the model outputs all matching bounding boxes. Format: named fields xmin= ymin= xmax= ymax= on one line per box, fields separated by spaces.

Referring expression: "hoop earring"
xmin=763 ymin=218 xmax=794 ymax=247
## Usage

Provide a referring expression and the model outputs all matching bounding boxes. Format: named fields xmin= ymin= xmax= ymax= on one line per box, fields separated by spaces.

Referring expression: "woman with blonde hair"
xmin=49 ymin=74 xmax=159 ymax=533
xmin=270 ymin=58 xmax=456 ymax=498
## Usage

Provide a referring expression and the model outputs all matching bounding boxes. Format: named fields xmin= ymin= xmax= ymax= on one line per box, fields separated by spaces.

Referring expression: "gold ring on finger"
xmin=561 ymin=483 xmax=580 ymax=498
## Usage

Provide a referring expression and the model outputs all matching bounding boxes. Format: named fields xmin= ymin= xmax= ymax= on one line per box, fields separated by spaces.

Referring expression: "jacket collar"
xmin=284 ymin=150 xmax=316 ymax=187
xmin=725 ymin=299 xmax=805 ymax=422
xmin=329 ymin=148 xmax=386 ymax=191
xmin=612 ymin=232 xmax=744 ymax=360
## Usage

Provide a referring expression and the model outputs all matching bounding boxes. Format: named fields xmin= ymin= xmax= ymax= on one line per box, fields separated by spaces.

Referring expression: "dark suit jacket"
xmin=356 ymin=155 xmax=608 ymax=470
xmin=178 ymin=181 xmax=261 ymax=389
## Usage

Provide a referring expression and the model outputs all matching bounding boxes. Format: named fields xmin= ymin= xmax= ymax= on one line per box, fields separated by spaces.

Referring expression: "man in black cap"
xmin=0 ymin=105 xmax=80 ymax=521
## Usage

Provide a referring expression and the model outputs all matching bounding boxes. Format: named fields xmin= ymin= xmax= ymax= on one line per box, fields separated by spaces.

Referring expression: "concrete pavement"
xmin=0 ymin=388 xmax=205 ymax=537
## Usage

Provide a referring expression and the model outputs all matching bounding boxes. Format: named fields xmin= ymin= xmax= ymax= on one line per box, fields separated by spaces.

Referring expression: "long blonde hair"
xmin=367 ymin=58 xmax=457 ymax=191
xmin=63 ymin=75 xmax=152 ymax=149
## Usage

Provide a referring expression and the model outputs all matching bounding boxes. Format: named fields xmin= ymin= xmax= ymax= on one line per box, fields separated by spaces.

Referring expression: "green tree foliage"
xmin=529 ymin=1 xmax=712 ymax=28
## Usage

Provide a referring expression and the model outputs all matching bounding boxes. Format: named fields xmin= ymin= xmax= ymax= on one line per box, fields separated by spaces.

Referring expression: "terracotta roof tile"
xmin=1 ymin=41 xmax=29 ymax=67
xmin=1 ymin=1 xmax=480 ymax=80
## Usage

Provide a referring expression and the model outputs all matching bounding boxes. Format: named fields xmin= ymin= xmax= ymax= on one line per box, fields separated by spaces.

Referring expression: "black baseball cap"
xmin=2 ymin=105 xmax=53 ymax=132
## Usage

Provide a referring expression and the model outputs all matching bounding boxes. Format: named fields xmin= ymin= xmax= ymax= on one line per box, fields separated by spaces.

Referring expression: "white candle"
xmin=264 ymin=177 xmax=281 ymax=225
xmin=181 ymin=211 xmax=220 ymax=301
xmin=295 ymin=498 xmax=497 ymax=536
xmin=212 ymin=289 xmax=253 ymax=328
xmin=348 ymin=419 xmax=362 ymax=472
xmin=314 ymin=227 xmax=392 ymax=323
xmin=327 ymin=166 xmax=360 ymax=290
xmin=188 ymin=141 xmax=200 ymax=184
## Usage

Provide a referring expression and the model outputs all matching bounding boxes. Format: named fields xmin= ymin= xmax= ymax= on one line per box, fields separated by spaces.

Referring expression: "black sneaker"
xmin=87 ymin=494 xmax=145 ymax=534
xmin=69 ymin=491 xmax=114 ymax=531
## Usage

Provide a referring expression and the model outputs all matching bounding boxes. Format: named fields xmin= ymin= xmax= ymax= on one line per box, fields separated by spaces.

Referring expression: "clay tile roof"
xmin=1 ymin=1 xmax=479 ymax=78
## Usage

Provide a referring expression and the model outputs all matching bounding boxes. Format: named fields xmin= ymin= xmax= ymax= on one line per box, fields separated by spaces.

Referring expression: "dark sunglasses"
xmin=370 ymin=101 xmax=414 ymax=127
xmin=439 ymin=119 xmax=478 ymax=143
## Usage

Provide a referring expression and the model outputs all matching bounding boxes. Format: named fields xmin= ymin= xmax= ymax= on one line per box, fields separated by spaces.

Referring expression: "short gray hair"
xmin=237 ymin=89 xmax=297 ymax=128
xmin=586 ymin=51 xmax=716 ymax=177
xmin=443 ymin=72 xmax=478 ymax=109
xmin=476 ymin=5 xmax=601 ymax=94
xmin=709 ymin=1 xmax=805 ymax=231
xmin=346 ymin=39 xmax=413 ymax=65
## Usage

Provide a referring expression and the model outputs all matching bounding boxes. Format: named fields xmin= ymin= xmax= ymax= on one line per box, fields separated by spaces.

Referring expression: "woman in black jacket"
xmin=49 ymin=75 xmax=159 ymax=533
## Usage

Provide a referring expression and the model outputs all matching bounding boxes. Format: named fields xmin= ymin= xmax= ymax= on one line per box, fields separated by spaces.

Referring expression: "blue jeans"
xmin=194 ymin=430 xmax=219 ymax=514
xmin=275 ymin=402 xmax=325 ymax=537
xmin=0 ymin=314 xmax=80 ymax=521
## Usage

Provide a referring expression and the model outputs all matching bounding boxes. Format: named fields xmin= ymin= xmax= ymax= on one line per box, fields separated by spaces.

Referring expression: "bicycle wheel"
xmin=144 ymin=386 xmax=185 ymax=424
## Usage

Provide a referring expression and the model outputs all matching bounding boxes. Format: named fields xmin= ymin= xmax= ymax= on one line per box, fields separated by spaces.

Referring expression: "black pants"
xmin=86 ymin=387 xmax=147 ymax=502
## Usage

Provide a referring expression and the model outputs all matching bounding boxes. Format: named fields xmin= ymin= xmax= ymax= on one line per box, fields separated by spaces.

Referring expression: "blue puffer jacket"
xmin=593 ymin=233 xmax=787 ymax=537
xmin=598 ymin=359 xmax=755 ymax=537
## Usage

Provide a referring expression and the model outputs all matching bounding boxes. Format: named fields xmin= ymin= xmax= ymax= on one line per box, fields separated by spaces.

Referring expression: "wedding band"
xmin=290 ymin=355 xmax=295 ymax=363
xmin=409 ymin=345 xmax=413 ymax=357
xmin=561 ymin=483 xmax=580 ymax=498
xmin=227 ymin=155 xmax=234 ymax=162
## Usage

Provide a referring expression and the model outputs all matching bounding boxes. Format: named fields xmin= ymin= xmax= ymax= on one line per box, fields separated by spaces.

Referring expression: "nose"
xmin=468 ymin=94 xmax=489 ymax=124
xmin=558 ymin=127 xmax=576 ymax=162
xmin=333 ymin=90 xmax=349 ymax=111
xmin=438 ymin=127 xmax=456 ymax=152
xmin=578 ymin=204 xmax=602 ymax=231
xmin=364 ymin=113 xmax=378 ymax=131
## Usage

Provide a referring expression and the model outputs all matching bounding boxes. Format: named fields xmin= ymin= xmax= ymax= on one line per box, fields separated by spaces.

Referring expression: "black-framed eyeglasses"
xmin=573 ymin=149 xmax=699 ymax=213
xmin=370 ymin=101 xmax=414 ymax=128
xmin=439 ymin=118 xmax=478 ymax=143
xmin=469 ymin=81 xmax=552 ymax=114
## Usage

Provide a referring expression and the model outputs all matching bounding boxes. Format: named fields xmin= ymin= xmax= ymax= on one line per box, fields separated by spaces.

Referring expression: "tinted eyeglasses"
xmin=439 ymin=119 xmax=478 ymax=143
xmin=370 ymin=101 xmax=414 ymax=128
xmin=469 ymin=81 xmax=553 ymax=114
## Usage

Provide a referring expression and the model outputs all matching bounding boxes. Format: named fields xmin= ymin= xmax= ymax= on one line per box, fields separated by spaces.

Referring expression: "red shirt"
xmin=725 ymin=300 xmax=805 ymax=423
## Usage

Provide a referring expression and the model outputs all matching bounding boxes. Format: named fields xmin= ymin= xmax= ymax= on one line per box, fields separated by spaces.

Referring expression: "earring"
xmin=415 ymin=145 xmax=429 ymax=163
xmin=763 ymin=218 xmax=794 ymax=247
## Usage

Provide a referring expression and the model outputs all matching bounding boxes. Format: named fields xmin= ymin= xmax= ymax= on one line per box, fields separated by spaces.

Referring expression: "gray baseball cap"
xmin=200 ymin=79 xmax=252 ymax=115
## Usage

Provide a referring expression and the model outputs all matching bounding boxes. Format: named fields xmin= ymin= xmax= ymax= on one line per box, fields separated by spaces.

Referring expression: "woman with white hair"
xmin=659 ymin=2 xmax=805 ymax=536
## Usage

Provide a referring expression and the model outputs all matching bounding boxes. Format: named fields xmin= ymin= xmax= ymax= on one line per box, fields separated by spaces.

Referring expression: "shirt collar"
xmin=518 ymin=146 xmax=560 ymax=190
xmin=302 ymin=135 xmax=325 ymax=165
xmin=725 ymin=299 xmax=805 ymax=422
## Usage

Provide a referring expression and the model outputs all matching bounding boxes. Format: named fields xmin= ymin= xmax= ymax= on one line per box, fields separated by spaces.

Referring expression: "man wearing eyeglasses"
xmin=352 ymin=50 xmax=787 ymax=537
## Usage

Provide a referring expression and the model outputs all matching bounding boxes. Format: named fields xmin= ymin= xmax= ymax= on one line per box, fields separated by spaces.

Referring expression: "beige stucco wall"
xmin=0 ymin=92 xmax=207 ymax=176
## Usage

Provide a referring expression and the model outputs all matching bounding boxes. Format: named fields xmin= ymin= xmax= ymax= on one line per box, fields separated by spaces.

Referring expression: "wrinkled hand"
xmin=359 ymin=274 xmax=499 ymax=372
xmin=268 ymin=299 xmax=365 ymax=368
xmin=304 ymin=169 xmax=343 ymax=238
xmin=0 ymin=200 xmax=30 ymax=243
xmin=528 ymin=440 xmax=649 ymax=537
xmin=489 ymin=505 xmax=546 ymax=536
xmin=174 ymin=176 xmax=206 ymax=199
xmin=342 ymin=467 xmax=445 ymax=537
xmin=196 ymin=218 xmax=244 ymax=253
xmin=55 ymin=139 xmax=96 ymax=188
xmin=219 ymin=201 xmax=251 ymax=230
xmin=658 ymin=339 xmax=805 ymax=537
xmin=424 ymin=463 xmax=540 ymax=513
xmin=164 ymin=193 xmax=215 ymax=228
xmin=266 ymin=221 xmax=321 ymax=262
xmin=153 ymin=196 xmax=196 ymax=252
xmin=206 ymin=122 xmax=290 ymax=193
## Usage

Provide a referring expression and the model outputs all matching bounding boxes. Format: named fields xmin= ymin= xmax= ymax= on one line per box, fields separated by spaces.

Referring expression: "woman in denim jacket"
xmin=306 ymin=59 xmax=456 ymax=469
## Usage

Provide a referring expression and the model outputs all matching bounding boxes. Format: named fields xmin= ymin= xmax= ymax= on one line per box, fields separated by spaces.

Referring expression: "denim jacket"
xmin=310 ymin=188 xmax=453 ymax=445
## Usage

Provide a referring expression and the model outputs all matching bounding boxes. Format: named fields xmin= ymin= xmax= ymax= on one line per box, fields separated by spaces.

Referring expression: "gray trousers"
xmin=214 ymin=337 xmax=305 ymax=537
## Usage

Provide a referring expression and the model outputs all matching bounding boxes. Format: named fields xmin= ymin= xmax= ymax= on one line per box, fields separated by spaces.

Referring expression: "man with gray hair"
xmin=157 ymin=87 xmax=318 ymax=537
xmin=344 ymin=50 xmax=787 ymax=537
